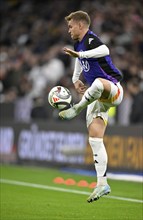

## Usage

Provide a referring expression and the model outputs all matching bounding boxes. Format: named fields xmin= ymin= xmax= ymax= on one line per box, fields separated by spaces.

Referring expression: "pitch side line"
xmin=0 ymin=179 xmax=142 ymax=204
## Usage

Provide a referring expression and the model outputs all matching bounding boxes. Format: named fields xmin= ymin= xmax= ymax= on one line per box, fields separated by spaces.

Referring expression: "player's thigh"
xmin=86 ymin=101 xmax=109 ymax=137
xmin=88 ymin=117 xmax=107 ymax=138
xmin=98 ymin=78 xmax=111 ymax=98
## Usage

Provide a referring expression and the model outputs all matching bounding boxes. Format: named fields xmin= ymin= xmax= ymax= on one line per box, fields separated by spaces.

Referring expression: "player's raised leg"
xmin=59 ymin=78 xmax=105 ymax=119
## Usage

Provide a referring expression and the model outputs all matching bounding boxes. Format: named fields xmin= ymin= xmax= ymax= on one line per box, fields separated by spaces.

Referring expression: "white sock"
xmin=76 ymin=79 xmax=104 ymax=111
xmin=89 ymin=137 xmax=108 ymax=186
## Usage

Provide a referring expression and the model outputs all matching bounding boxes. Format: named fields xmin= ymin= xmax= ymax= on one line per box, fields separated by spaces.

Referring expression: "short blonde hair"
xmin=65 ymin=11 xmax=91 ymax=26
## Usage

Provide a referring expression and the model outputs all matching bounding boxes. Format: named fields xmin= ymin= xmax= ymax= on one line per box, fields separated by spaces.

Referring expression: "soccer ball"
xmin=48 ymin=86 xmax=72 ymax=110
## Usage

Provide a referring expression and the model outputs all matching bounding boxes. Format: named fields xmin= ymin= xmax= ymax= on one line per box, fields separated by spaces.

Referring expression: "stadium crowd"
xmin=0 ymin=0 xmax=143 ymax=124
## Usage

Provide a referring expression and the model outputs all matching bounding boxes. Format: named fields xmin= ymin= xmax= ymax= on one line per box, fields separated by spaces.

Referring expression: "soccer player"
xmin=59 ymin=11 xmax=123 ymax=202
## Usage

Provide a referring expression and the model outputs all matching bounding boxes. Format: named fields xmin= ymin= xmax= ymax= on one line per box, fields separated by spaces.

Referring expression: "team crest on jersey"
xmin=80 ymin=60 xmax=90 ymax=72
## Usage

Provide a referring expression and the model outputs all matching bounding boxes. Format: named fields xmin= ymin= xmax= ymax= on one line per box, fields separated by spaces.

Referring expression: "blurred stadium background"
xmin=0 ymin=0 xmax=143 ymax=179
xmin=0 ymin=1 xmax=143 ymax=219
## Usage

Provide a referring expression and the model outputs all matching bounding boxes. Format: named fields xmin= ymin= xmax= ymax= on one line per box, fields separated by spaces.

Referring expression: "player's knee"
xmin=87 ymin=78 xmax=104 ymax=99
xmin=83 ymin=78 xmax=104 ymax=104
xmin=92 ymin=79 xmax=104 ymax=93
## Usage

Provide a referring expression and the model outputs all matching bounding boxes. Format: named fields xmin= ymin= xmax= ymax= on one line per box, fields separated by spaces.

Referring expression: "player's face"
xmin=67 ymin=19 xmax=80 ymax=41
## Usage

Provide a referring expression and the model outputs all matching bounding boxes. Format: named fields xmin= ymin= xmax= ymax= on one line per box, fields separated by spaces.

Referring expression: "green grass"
xmin=0 ymin=165 xmax=143 ymax=220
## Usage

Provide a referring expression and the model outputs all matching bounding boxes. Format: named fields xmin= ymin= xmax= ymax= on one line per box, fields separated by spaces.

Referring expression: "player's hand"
xmin=74 ymin=80 xmax=87 ymax=94
xmin=63 ymin=47 xmax=79 ymax=58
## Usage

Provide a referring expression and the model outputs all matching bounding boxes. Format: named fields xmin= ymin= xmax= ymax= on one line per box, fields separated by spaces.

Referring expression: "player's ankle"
xmin=74 ymin=103 xmax=86 ymax=112
xmin=97 ymin=176 xmax=108 ymax=186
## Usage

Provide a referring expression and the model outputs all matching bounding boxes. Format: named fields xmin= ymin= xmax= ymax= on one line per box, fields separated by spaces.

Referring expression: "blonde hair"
xmin=65 ymin=11 xmax=90 ymax=26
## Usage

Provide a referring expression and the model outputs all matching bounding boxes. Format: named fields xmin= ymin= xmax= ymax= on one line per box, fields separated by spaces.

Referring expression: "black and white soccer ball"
xmin=48 ymin=86 xmax=72 ymax=110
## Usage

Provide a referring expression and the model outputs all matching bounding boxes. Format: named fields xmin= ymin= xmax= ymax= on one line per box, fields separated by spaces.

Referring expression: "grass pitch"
xmin=0 ymin=165 xmax=142 ymax=220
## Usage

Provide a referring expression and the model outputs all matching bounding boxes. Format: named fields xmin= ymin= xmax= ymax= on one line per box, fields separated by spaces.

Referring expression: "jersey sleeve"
xmin=72 ymin=58 xmax=82 ymax=83
xmin=79 ymin=45 xmax=109 ymax=58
